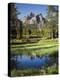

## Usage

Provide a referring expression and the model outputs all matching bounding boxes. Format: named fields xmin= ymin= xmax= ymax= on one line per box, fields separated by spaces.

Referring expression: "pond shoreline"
xmin=10 ymin=51 xmax=58 ymax=76
xmin=10 ymin=39 xmax=58 ymax=76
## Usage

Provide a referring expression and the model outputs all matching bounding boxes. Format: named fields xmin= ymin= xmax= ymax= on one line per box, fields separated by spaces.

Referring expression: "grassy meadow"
xmin=10 ymin=38 xmax=58 ymax=56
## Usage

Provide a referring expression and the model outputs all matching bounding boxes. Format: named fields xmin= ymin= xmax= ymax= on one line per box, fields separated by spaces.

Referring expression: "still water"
xmin=11 ymin=55 xmax=52 ymax=69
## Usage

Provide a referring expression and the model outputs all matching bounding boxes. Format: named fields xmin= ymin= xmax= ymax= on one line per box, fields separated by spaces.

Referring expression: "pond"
xmin=10 ymin=54 xmax=57 ymax=70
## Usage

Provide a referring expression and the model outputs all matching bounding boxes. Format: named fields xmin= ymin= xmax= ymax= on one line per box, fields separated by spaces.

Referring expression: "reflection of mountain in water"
xmin=10 ymin=54 xmax=58 ymax=70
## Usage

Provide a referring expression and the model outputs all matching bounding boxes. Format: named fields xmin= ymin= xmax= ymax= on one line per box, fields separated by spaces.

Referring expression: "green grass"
xmin=11 ymin=63 xmax=58 ymax=77
xmin=10 ymin=39 xmax=58 ymax=56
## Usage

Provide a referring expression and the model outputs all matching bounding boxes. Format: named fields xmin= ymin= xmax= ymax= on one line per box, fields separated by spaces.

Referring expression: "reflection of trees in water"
xmin=36 ymin=54 xmax=41 ymax=58
xmin=11 ymin=54 xmax=23 ymax=70
xmin=11 ymin=59 xmax=16 ymax=70
xmin=11 ymin=51 xmax=58 ymax=71
xmin=30 ymin=56 xmax=35 ymax=60
xmin=11 ymin=55 xmax=17 ymax=70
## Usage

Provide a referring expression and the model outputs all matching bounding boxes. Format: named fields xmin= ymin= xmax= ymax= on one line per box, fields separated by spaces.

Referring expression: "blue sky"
xmin=16 ymin=3 xmax=48 ymax=20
